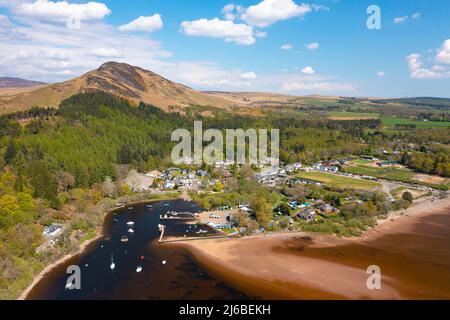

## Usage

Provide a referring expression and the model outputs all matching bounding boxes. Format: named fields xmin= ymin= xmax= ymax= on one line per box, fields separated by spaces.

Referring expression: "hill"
xmin=0 ymin=62 xmax=232 ymax=114
xmin=0 ymin=77 xmax=46 ymax=88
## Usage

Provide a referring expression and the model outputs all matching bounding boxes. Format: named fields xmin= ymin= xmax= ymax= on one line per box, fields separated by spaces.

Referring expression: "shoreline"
xmin=171 ymin=196 xmax=450 ymax=300
xmin=17 ymin=234 xmax=103 ymax=300
xmin=17 ymin=195 xmax=181 ymax=300
xmin=18 ymin=194 xmax=450 ymax=300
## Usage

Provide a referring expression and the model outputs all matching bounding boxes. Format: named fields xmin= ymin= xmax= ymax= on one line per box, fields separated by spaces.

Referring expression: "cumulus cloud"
xmin=282 ymin=81 xmax=355 ymax=92
xmin=280 ymin=44 xmax=293 ymax=50
xmin=406 ymin=53 xmax=450 ymax=79
xmin=306 ymin=42 xmax=319 ymax=50
xmin=411 ymin=12 xmax=421 ymax=19
xmin=376 ymin=71 xmax=386 ymax=77
xmin=301 ymin=66 xmax=315 ymax=74
xmin=119 ymin=14 xmax=163 ymax=33
xmin=436 ymin=39 xmax=450 ymax=65
xmin=180 ymin=18 xmax=255 ymax=45
xmin=222 ymin=3 xmax=244 ymax=21
xmin=240 ymin=71 xmax=257 ymax=80
xmin=406 ymin=39 xmax=450 ymax=79
xmin=16 ymin=0 xmax=111 ymax=22
xmin=242 ymin=0 xmax=313 ymax=27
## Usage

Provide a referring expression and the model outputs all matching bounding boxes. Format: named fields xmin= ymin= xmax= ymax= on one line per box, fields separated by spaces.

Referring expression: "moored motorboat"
xmin=121 ymin=235 xmax=129 ymax=242
xmin=136 ymin=266 xmax=143 ymax=273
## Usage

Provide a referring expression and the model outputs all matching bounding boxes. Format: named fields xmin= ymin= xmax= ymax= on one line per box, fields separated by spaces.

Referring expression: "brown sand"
xmin=172 ymin=197 xmax=450 ymax=300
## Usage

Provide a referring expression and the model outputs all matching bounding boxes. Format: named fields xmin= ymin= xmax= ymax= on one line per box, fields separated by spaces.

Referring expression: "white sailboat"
xmin=110 ymin=254 xmax=115 ymax=270
xmin=136 ymin=266 xmax=143 ymax=273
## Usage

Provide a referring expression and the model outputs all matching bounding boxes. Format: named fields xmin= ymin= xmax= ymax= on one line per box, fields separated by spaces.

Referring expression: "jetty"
xmin=160 ymin=211 xmax=197 ymax=220
xmin=158 ymin=224 xmax=166 ymax=243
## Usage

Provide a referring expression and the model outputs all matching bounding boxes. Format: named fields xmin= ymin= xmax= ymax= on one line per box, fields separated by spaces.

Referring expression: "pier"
xmin=160 ymin=211 xmax=197 ymax=220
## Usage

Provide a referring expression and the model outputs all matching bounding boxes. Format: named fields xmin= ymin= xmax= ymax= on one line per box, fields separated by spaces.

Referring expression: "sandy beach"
xmin=172 ymin=197 xmax=450 ymax=300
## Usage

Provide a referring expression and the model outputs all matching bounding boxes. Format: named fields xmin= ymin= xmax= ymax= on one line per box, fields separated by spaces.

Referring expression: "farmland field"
xmin=381 ymin=117 xmax=450 ymax=128
xmin=328 ymin=111 xmax=380 ymax=120
xmin=344 ymin=163 xmax=450 ymax=189
xmin=344 ymin=164 xmax=414 ymax=181
xmin=296 ymin=171 xmax=380 ymax=189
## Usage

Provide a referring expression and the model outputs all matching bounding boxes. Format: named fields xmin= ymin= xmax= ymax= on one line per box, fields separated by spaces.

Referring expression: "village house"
xmin=377 ymin=161 xmax=401 ymax=167
xmin=296 ymin=208 xmax=316 ymax=221
xmin=43 ymin=224 xmax=62 ymax=238
xmin=313 ymin=161 xmax=339 ymax=173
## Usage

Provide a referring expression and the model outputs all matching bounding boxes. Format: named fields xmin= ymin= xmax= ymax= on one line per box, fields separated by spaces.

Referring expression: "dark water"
xmin=27 ymin=200 xmax=247 ymax=300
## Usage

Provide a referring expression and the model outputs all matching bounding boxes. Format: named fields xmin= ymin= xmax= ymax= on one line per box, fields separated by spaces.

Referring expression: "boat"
xmin=146 ymin=204 xmax=153 ymax=208
xmin=121 ymin=235 xmax=129 ymax=243
xmin=126 ymin=221 xmax=135 ymax=226
xmin=128 ymin=228 xmax=134 ymax=233
xmin=162 ymin=260 xmax=167 ymax=265
xmin=136 ymin=266 xmax=143 ymax=273
xmin=110 ymin=254 xmax=115 ymax=270
xmin=196 ymin=230 xmax=208 ymax=234
xmin=128 ymin=207 xmax=134 ymax=210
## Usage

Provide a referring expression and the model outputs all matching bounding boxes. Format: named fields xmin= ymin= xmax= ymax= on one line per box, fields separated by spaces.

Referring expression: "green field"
xmin=381 ymin=117 xmax=450 ymax=128
xmin=296 ymin=171 xmax=380 ymax=189
xmin=328 ymin=112 xmax=380 ymax=119
xmin=352 ymin=159 xmax=373 ymax=165
xmin=344 ymin=164 xmax=414 ymax=181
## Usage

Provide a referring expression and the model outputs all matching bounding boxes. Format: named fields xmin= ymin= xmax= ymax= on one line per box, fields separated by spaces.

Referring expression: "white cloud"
xmin=0 ymin=14 xmax=25 ymax=40
xmin=241 ymin=0 xmax=312 ymax=27
xmin=306 ymin=42 xmax=319 ymax=50
xmin=436 ymin=39 xmax=450 ymax=65
xmin=281 ymin=44 xmax=293 ymax=50
xmin=411 ymin=12 xmax=421 ymax=19
xmin=222 ymin=4 xmax=236 ymax=21
xmin=376 ymin=71 xmax=386 ymax=77
xmin=16 ymin=0 xmax=111 ymax=22
xmin=255 ymin=30 xmax=267 ymax=38
xmin=0 ymin=16 xmax=171 ymax=82
xmin=180 ymin=18 xmax=255 ymax=45
xmin=119 ymin=14 xmax=163 ymax=33
xmin=90 ymin=48 xmax=123 ymax=58
xmin=282 ymin=81 xmax=356 ymax=92
xmin=406 ymin=39 xmax=450 ymax=79
xmin=301 ymin=66 xmax=315 ymax=74
xmin=406 ymin=53 xmax=450 ymax=79
xmin=240 ymin=71 xmax=257 ymax=80
xmin=431 ymin=65 xmax=448 ymax=72
xmin=393 ymin=16 xmax=408 ymax=24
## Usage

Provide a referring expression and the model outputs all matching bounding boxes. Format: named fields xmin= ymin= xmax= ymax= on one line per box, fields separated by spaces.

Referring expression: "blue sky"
xmin=0 ymin=0 xmax=449 ymax=97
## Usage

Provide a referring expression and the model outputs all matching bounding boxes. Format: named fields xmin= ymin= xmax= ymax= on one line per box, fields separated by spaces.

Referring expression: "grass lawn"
xmin=343 ymin=164 xmax=414 ymax=181
xmin=381 ymin=117 xmax=450 ymax=128
xmin=352 ymin=159 xmax=373 ymax=165
xmin=296 ymin=171 xmax=380 ymax=189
